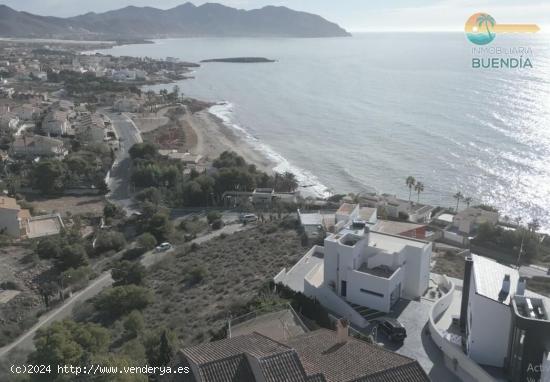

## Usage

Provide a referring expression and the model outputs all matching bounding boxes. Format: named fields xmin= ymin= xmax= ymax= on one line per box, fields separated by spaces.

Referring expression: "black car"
xmin=376 ymin=318 xmax=407 ymax=342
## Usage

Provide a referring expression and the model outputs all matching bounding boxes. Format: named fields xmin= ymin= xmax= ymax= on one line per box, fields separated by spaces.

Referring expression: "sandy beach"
xmin=183 ymin=108 xmax=277 ymax=174
xmin=131 ymin=104 xmax=276 ymax=174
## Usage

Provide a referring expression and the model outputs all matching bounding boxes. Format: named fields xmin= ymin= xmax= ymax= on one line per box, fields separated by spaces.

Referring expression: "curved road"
xmin=104 ymin=110 xmax=142 ymax=215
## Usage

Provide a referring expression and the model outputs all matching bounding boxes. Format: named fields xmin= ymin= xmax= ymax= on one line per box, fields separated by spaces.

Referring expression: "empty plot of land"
xmin=28 ymin=196 xmax=105 ymax=216
xmin=142 ymin=221 xmax=305 ymax=347
xmin=132 ymin=110 xmax=170 ymax=133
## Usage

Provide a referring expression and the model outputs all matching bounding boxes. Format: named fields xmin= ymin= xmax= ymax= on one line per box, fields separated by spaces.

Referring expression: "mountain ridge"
xmin=0 ymin=2 xmax=351 ymax=39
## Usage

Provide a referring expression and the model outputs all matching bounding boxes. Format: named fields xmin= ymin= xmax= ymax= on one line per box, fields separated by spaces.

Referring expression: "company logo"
xmin=465 ymin=13 xmax=540 ymax=45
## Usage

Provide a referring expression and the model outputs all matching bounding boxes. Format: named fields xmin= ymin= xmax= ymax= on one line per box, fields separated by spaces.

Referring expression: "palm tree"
xmin=464 ymin=197 xmax=473 ymax=208
xmin=414 ymin=182 xmax=424 ymax=203
xmin=476 ymin=14 xmax=496 ymax=39
xmin=453 ymin=192 xmax=464 ymax=211
xmin=406 ymin=176 xmax=416 ymax=202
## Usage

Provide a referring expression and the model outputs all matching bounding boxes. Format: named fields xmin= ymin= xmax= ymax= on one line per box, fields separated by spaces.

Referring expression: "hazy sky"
xmin=4 ymin=0 xmax=550 ymax=31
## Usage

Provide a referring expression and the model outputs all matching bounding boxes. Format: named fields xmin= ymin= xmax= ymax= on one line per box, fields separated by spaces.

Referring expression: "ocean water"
xmin=98 ymin=33 xmax=550 ymax=231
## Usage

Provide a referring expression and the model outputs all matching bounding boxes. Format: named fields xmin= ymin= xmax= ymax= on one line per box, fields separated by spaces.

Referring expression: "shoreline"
xmin=184 ymin=106 xmax=277 ymax=175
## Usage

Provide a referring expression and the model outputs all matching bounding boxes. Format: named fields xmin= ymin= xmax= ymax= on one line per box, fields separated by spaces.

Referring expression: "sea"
xmin=95 ymin=33 xmax=550 ymax=231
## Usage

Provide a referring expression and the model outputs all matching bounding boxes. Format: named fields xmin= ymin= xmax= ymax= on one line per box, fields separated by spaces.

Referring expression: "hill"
xmin=0 ymin=3 xmax=350 ymax=39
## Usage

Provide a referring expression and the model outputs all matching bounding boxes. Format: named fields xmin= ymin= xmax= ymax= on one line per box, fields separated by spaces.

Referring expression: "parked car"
xmin=240 ymin=213 xmax=258 ymax=223
xmin=376 ymin=318 xmax=407 ymax=342
xmin=155 ymin=242 xmax=172 ymax=252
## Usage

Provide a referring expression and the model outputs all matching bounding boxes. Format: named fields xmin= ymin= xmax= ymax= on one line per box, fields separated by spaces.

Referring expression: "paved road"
xmin=0 ymin=223 xmax=251 ymax=359
xmin=0 ymin=272 xmax=113 ymax=358
xmin=520 ymin=264 xmax=550 ymax=279
xmin=104 ymin=110 xmax=142 ymax=215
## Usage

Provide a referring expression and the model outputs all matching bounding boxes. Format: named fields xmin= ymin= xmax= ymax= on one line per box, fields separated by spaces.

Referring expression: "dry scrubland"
xmin=142 ymin=220 xmax=306 ymax=346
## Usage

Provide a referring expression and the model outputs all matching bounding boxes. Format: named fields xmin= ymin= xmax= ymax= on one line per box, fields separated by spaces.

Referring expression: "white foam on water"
xmin=209 ymin=102 xmax=330 ymax=198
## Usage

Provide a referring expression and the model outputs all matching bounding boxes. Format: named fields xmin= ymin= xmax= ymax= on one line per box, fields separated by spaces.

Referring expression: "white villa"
xmin=276 ymin=220 xmax=432 ymax=327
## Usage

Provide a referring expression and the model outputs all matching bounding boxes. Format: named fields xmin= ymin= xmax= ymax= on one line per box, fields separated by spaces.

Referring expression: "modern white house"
xmin=275 ymin=220 xmax=432 ymax=326
xmin=460 ymin=254 xmax=550 ymax=381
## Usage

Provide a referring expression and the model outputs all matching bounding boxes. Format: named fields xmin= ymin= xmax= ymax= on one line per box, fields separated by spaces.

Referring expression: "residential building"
xmin=252 ymin=188 xmax=275 ymax=206
xmin=358 ymin=206 xmax=377 ymax=224
xmin=442 ymin=207 xmax=499 ymax=246
xmin=371 ymin=220 xmax=428 ymax=240
xmin=75 ymin=113 xmax=105 ymax=143
xmin=329 ymin=203 xmax=425 ymax=239
xmin=158 ymin=150 xmax=202 ymax=166
xmin=336 ymin=203 xmax=359 ymax=223
xmin=362 ymin=194 xmax=434 ymax=223
xmin=460 ymin=254 xmax=550 ymax=381
xmin=10 ymin=135 xmax=66 ymax=158
xmin=0 ymin=196 xmax=30 ymax=237
xmin=0 ymin=112 xmax=19 ymax=130
xmin=42 ymin=110 xmax=70 ymax=136
xmin=276 ymin=220 xmax=431 ymax=323
xmin=298 ymin=209 xmax=324 ymax=238
xmin=453 ymin=207 xmax=499 ymax=235
xmin=164 ymin=323 xmax=429 ymax=382
xmin=12 ymin=104 xmax=39 ymax=121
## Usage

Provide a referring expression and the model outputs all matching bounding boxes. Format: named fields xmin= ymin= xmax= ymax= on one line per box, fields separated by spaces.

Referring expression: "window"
xmin=341 ymin=281 xmax=347 ymax=297
xmin=360 ymin=288 xmax=384 ymax=298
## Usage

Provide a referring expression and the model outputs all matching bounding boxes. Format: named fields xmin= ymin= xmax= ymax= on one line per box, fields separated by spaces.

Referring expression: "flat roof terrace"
xmin=357 ymin=263 xmax=396 ymax=278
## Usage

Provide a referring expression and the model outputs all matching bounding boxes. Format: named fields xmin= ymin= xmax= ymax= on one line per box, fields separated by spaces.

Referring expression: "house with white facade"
xmin=336 ymin=203 xmax=360 ymax=223
xmin=362 ymin=194 xmax=434 ymax=223
xmin=0 ymin=196 xmax=64 ymax=239
xmin=10 ymin=135 xmax=66 ymax=158
xmin=453 ymin=207 xmax=499 ymax=234
xmin=252 ymin=188 xmax=275 ymax=206
xmin=275 ymin=220 xmax=432 ymax=327
xmin=459 ymin=254 xmax=550 ymax=382
xmin=443 ymin=207 xmax=499 ymax=246
xmin=0 ymin=196 xmax=30 ymax=237
xmin=298 ymin=210 xmax=325 ymax=239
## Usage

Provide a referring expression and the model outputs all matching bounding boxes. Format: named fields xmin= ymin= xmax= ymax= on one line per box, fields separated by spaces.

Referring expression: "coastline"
xmin=184 ymin=105 xmax=277 ymax=175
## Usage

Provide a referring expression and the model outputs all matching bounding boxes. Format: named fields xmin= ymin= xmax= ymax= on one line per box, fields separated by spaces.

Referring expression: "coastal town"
xmin=0 ymin=17 xmax=549 ymax=382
